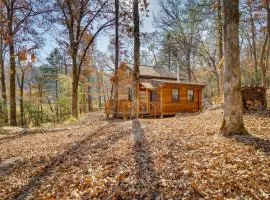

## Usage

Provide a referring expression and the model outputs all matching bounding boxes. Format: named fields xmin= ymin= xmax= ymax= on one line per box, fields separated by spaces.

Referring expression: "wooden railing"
xmin=106 ymin=100 xmax=159 ymax=118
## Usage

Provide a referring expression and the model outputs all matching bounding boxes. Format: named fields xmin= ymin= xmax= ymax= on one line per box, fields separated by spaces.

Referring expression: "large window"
xmin=187 ymin=89 xmax=194 ymax=102
xmin=171 ymin=88 xmax=179 ymax=103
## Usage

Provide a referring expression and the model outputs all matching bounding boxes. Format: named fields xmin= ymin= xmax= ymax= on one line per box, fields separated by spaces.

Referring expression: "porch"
xmin=105 ymin=99 xmax=161 ymax=119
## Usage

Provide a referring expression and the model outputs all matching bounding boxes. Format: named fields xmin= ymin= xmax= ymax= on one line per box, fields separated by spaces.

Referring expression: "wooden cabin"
xmin=105 ymin=63 xmax=205 ymax=118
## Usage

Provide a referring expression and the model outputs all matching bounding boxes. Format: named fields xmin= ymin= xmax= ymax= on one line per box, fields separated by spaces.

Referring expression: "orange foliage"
xmin=18 ymin=50 xmax=28 ymax=61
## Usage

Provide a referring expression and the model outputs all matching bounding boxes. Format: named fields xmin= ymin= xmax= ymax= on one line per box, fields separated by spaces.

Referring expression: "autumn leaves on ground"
xmin=0 ymin=108 xmax=269 ymax=199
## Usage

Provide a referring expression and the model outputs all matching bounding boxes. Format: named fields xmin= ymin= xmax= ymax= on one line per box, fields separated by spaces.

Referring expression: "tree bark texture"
xmin=0 ymin=45 xmax=8 ymax=123
xmin=113 ymin=0 xmax=119 ymax=117
xmin=132 ymin=0 xmax=140 ymax=119
xmin=220 ymin=0 xmax=246 ymax=136
xmin=217 ymin=0 xmax=224 ymax=99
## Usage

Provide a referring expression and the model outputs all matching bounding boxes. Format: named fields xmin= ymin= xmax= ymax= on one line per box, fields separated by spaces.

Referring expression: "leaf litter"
xmin=0 ymin=109 xmax=269 ymax=199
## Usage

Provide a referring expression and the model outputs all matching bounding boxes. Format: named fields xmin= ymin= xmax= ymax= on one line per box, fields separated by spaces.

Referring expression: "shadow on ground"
xmin=10 ymin=121 xmax=130 ymax=200
xmin=132 ymin=119 xmax=161 ymax=199
xmin=233 ymin=134 xmax=270 ymax=156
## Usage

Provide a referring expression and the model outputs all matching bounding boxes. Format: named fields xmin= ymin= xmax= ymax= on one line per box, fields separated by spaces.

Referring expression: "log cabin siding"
xmin=106 ymin=63 xmax=205 ymax=117
xmin=118 ymin=77 xmax=132 ymax=100
xmin=161 ymin=83 xmax=203 ymax=114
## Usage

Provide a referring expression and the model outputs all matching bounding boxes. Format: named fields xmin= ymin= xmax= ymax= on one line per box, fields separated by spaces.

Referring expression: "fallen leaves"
xmin=0 ymin=110 xmax=270 ymax=199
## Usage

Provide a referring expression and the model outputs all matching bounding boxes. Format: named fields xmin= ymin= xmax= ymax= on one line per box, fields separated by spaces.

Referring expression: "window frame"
xmin=171 ymin=88 xmax=180 ymax=103
xmin=187 ymin=89 xmax=194 ymax=103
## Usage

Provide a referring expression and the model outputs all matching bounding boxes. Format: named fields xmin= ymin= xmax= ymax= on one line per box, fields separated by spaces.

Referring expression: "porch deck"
xmin=105 ymin=100 xmax=160 ymax=119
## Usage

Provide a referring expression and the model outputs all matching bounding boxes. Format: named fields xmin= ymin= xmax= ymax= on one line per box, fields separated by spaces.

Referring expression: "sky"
xmin=96 ymin=0 xmax=160 ymax=52
xmin=38 ymin=0 xmax=160 ymax=63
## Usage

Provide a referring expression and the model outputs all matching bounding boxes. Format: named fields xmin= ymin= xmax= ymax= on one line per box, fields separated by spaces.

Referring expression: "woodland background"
xmin=1 ymin=0 xmax=270 ymax=127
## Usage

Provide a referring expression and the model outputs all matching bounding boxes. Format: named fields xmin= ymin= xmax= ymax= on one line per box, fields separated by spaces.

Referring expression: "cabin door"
xmin=149 ymin=91 xmax=160 ymax=112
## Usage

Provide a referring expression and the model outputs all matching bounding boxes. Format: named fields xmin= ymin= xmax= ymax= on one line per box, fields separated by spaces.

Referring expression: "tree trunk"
xmin=153 ymin=51 xmax=157 ymax=66
xmin=28 ymin=82 xmax=32 ymax=125
xmin=249 ymin=5 xmax=258 ymax=79
xmin=96 ymin=70 xmax=102 ymax=109
xmin=113 ymin=0 xmax=119 ymax=118
xmin=88 ymin=90 xmax=93 ymax=112
xmin=260 ymin=34 xmax=268 ymax=88
xmin=71 ymin=49 xmax=79 ymax=118
xmin=38 ymin=84 xmax=43 ymax=124
xmin=186 ymin=52 xmax=192 ymax=82
xmin=132 ymin=0 xmax=140 ymax=119
xmin=55 ymin=70 xmax=59 ymax=122
xmin=0 ymin=44 xmax=8 ymax=123
xmin=72 ymin=74 xmax=79 ymax=118
xmin=9 ymin=39 xmax=17 ymax=126
xmin=19 ymin=73 xmax=25 ymax=127
xmin=220 ymin=0 xmax=246 ymax=136
xmin=217 ymin=0 xmax=224 ymax=99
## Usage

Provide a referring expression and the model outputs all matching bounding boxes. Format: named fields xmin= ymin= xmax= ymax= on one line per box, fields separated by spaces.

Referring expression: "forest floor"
xmin=0 ymin=108 xmax=270 ymax=200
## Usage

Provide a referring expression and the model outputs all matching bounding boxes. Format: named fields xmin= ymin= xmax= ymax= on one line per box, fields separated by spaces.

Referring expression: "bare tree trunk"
xmin=96 ymin=70 xmax=102 ymax=109
xmin=186 ymin=52 xmax=192 ymax=82
xmin=9 ymin=38 xmax=17 ymax=126
xmin=132 ymin=0 xmax=140 ymax=119
xmin=220 ymin=0 xmax=246 ymax=136
xmin=72 ymin=63 xmax=79 ymax=118
xmin=38 ymin=84 xmax=43 ymax=124
xmin=260 ymin=34 xmax=268 ymax=87
xmin=152 ymin=50 xmax=157 ymax=66
xmin=55 ymin=70 xmax=59 ymax=121
xmin=249 ymin=5 xmax=258 ymax=80
xmin=0 ymin=44 xmax=8 ymax=123
xmin=28 ymin=81 xmax=32 ymax=125
xmin=217 ymin=0 xmax=224 ymax=99
xmin=113 ymin=0 xmax=119 ymax=118
xmin=17 ymin=72 xmax=25 ymax=127
xmin=88 ymin=90 xmax=93 ymax=112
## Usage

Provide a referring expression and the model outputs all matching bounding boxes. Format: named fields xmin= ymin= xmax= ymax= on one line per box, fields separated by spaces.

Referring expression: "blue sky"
xmin=96 ymin=0 xmax=160 ymax=52
xmin=38 ymin=0 xmax=160 ymax=63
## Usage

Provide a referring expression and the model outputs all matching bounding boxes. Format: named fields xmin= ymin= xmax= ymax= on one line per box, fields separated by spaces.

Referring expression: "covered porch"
xmin=105 ymin=82 xmax=162 ymax=119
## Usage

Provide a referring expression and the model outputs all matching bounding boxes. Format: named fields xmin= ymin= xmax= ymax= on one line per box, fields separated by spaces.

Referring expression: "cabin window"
xmin=150 ymin=91 xmax=159 ymax=102
xmin=171 ymin=88 xmax=179 ymax=103
xmin=128 ymin=88 xmax=133 ymax=101
xmin=187 ymin=89 xmax=194 ymax=102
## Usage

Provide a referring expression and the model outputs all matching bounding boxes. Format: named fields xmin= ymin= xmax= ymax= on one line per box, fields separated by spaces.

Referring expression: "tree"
xmin=216 ymin=0 xmax=224 ymax=98
xmin=2 ymin=0 xmax=46 ymax=126
xmin=55 ymin=0 xmax=114 ymax=118
xmin=113 ymin=0 xmax=119 ymax=118
xmin=154 ymin=0 xmax=207 ymax=82
xmin=46 ymin=48 xmax=64 ymax=122
xmin=131 ymin=0 xmax=140 ymax=119
xmin=220 ymin=0 xmax=247 ymax=136
xmin=0 ymin=34 xmax=8 ymax=123
xmin=17 ymin=55 xmax=33 ymax=126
